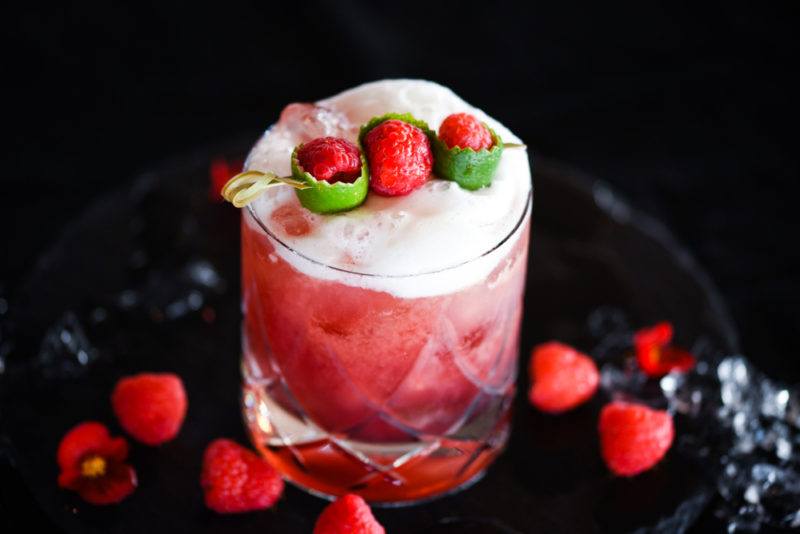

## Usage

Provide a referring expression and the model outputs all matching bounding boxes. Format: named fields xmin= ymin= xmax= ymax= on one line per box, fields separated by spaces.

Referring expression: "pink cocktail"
xmin=238 ymin=80 xmax=532 ymax=504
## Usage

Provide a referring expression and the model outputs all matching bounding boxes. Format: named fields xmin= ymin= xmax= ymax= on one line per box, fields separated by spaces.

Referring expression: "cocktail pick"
xmin=221 ymin=170 xmax=309 ymax=208
xmin=221 ymin=138 xmax=369 ymax=214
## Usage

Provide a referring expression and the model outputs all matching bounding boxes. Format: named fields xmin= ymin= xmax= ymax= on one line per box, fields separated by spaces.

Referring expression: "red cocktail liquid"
xmin=241 ymin=200 xmax=530 ymax=503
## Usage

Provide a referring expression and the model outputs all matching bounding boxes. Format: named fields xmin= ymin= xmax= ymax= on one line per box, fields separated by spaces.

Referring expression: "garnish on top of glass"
xmin=221 ymin=90 xmax=525 ymax=213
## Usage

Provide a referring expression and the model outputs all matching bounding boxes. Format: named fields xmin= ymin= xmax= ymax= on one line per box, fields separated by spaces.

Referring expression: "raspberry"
xmin=634 ymin=322 xmax=696 ymax=377
xmin=296 ymin=137 xmax=362 ymax=183
xmin=209 ymin=157 xmax=243 ymax=201
xmin=56 ymin=421 xmax=137 ymax=505
xmin=528 ymin=341 xmax=599 ymax=413
xmin=200 ymin=439 xmax=284 ymax=513
xmin=438 ymin=113 xmax=494 ymax=151
xmin=111 ymin=373 xmax=187 ymax=446
xmin=363 ymin=119 xmax=432 ymax=196
xmin=598 ymin=401 xmax=674 ymax=477
xmin=313 ymin=494 xmax=385 ymax=534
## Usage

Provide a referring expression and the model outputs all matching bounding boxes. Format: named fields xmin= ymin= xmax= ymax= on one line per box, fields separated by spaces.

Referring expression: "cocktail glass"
xmin=241 ymin=187 xmax=532 ymax=505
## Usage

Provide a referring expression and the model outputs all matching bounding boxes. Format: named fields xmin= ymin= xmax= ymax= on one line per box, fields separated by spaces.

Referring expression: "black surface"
xmin=1 ymin=146 xmax=738 ymax=532
xmin=2 ymin=2 xmax=798 ymax=532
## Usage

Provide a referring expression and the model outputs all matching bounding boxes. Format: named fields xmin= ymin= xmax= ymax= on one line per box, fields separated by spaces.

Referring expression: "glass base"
xmin=285 ymin=467 xmax=487 ymax=509
xmin=241 ymin=368 xmax=511 ymax=505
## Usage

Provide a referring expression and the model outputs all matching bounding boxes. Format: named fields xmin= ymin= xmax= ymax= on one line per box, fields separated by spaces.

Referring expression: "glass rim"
xmin=245 ymin=186 xmax=532 ymax=279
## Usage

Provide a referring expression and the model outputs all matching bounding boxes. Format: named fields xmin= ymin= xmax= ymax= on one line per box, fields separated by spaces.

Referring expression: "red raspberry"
xmin=528 ymin=341 xmax=599 ymax=413
xmin=634 ymin=322 xmax=696 ymax=377
xmin=57 ymin=421 xmax=137 ymax=505
xmin=363 ymin=119 xmax=432 ymax=196
xmin=111 ymin=373 xmax=187 ymax=446
xmin=209 ymin=157 xmax=243 ymax=201
xmin=438 ymin=112 xmax=494 ymax=151
xmin=200 ymin=438 xmax=284 ymax=513
xmin=296 ymin=137 xmax=362 ymax=183
xmin=598 ymin=401 xmax=674 ymax=477
xmin=313 ymin=494 xmax=385 ymax=534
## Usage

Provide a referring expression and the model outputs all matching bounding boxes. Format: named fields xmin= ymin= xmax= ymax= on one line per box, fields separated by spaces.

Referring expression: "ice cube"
xmin=271 ymin=203 xmax=314 ymax=237
xmin=760 ymin=383 xmax=790 ymax=419
xmin=279 ymin=103 xmax=354 ymax=142
xmin=186 ymin=259 xmax=224 ymax=291
xmin=587 ymin=306 xmax=629 ymax=338
xmin=36 ymin=311 xmax=98 ymax=379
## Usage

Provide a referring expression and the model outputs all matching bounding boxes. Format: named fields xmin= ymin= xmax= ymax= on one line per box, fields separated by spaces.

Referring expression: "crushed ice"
xmin=590 ymin=307 xmax=800 ymax=532
xmin=36 ymin=311 xmax=99 ymax=379
xmin=114 ymin=258 xmax=226 ymax=322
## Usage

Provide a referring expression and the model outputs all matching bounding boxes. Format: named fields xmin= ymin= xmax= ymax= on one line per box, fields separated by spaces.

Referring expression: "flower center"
xmin=80 ymin=455 xmax=107 ymax=478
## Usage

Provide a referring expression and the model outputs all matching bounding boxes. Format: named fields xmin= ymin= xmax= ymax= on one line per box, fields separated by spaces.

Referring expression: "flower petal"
xmin=74 ymin=462 xmax=138 ymax=505
xmin=57 ymin=422 xmax=114 ymax=472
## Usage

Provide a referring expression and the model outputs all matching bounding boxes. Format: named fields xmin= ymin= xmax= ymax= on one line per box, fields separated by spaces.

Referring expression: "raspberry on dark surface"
xmin=111 ymin=372 xmax=188 ymax=446
xmin=634 ymin=322 xmax=696 ymax=377
xmin=363 ymin=119 xmax=432 ymax=196
xmin=528 ymin=341 xmax=599 ymax=413
xmin=200 ymin=438 xmax=284 ymax=514
xmin=56 ymin=421 xmax=137 ymax=505
xmin=296 ymin=137 xmax=362 ymax=183
xmin=438 ymin=112 xmax=494 ymax=151
xmin=598 ymin=401 xmax=674 ymax=477
xmin=313 ymin=493 xmax=385 ymax=534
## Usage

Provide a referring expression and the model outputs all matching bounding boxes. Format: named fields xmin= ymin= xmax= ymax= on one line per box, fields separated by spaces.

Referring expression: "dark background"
xmin=2 ymin=2 xmax=798 ymax=531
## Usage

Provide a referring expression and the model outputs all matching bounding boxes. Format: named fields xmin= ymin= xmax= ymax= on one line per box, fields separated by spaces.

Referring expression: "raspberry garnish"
xmin=313 ymin=494 xmax=385 ymax=534
xmin=598 ymin=401 xmax=674 ymax=477
xmin=209 ymin=158 xmax=243 ymax=201
xmin=57 ymin=421 xmax=137 ymax=505
xmin=296 ymin=137 xmax=362 ymax=183
xmin=363 ymin=118 xmax=433 ymax=196
xmin=200 ymin=439 xmax=284 ymax=513
xmin=634 ymin=322 xmax=696 ymax=377
xmin=528 ymin=341 xmax=599 ymax=413
xmin=111 ymin=373 xmax=188 ymax=446
xmin=438 ymin=112 xmax=494 ymax=151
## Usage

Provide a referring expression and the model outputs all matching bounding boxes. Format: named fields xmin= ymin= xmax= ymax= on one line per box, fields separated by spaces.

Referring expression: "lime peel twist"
xmin=432 ymin=125 xmax=506 ymax=190
xmin=291 ymin=146 xmax=369 ymax=214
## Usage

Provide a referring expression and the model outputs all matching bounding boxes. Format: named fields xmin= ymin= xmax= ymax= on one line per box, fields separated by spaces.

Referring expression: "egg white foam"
xmin=245 ymin=79 xmax=532 ymax=298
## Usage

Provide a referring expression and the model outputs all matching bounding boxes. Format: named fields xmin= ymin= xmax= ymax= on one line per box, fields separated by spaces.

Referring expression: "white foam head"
xmin=244 ymin=79 xmax=532 ymax=298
